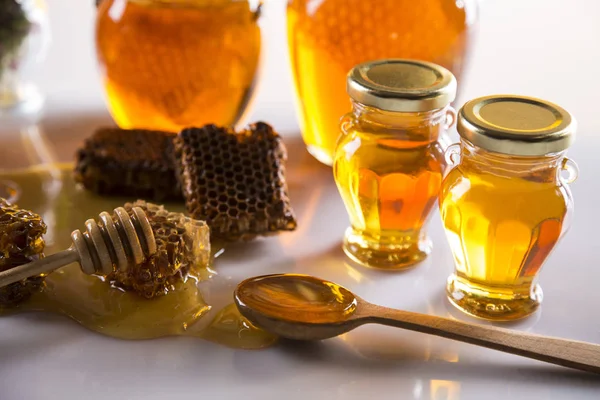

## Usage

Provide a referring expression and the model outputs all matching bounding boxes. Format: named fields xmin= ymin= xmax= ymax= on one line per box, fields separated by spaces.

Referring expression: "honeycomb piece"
xmin=0 ymin=255 xmax=44 ymax=306
xmin=74 ymin=127 xmax=182 ymax=201
xmin=173 ymin=122 xmax=297 ymax=241
xmin=109 ymin=200 xmax=210 ymax=299
xmin=0 ymin=198 xmax=46 ymax=306
xmin=0 ymin=198 xmax=46 ymax=259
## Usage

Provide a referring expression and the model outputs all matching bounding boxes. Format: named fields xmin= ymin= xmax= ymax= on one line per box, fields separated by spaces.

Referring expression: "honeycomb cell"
xmin=227 ymin=198 xmax=238 ymax=207
xmin=108 ymin=200 xmax=210 ymax=298
xmin=74 ymin=127 xmax=181 ymax=201
xmin=173 ymin=122 xmax=297 ymax=241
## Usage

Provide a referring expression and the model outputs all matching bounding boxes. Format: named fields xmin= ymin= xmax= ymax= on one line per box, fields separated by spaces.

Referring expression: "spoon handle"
xmin=364 ymin=305 xmax=600 ymax=374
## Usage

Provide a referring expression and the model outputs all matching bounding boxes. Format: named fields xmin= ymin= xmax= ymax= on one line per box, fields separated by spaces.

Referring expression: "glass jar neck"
xmin=351 ymin=101 xmax=450 ymax=143
xmin=460 ymin=139 xmax=565 ymax=183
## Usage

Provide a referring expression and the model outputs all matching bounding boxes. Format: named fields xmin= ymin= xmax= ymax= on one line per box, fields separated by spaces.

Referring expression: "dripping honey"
xmin=441 ymin=145 xmax=570 ymax=320
xmin=0 ymin=165 xmax=276 ymax=349
xmin=334 ymin=106 xmax=448 ymax=269
xmin=287 ymin=0 xmax=473 ymax=165
xmin=96 ymin=0 xmax=261 ymax=132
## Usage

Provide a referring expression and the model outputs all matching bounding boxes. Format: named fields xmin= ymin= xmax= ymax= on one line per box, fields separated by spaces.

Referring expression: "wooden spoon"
xmin=234 ymin=273 xmax=600 ymax=374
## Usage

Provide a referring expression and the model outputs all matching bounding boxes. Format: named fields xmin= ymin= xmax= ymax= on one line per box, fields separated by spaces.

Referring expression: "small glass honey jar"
xmin=334 ymin=59 xmax=457 ymax=270
xmin=441 ymin=95 xmax=578 ymax=321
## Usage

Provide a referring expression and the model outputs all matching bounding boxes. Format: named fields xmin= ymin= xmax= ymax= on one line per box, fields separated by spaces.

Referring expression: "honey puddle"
xmin=0 ymin=164 xmax=277 ymax=349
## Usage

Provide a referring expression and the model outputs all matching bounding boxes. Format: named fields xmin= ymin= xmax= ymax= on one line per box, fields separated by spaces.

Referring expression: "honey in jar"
xmin=334 ymin=59 xmax=457 ymax=270
xmin=440 ymin=95 xmax=578 ymax=321
xmin=95 ymin=0 xmax=262 ymax=132
xmin=287 ymin=0 xmax=476 ymax=165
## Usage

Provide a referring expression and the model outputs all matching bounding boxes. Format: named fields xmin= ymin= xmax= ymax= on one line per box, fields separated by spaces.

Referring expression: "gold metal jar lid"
xmin=346 ymin=59 xmax=457 ymax=112
xmin=457 ymin=95 xmax=576 ymax=156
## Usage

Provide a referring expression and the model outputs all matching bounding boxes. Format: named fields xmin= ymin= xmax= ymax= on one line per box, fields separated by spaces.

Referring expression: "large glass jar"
xmin=95 ymin=0 xmax=262 ymax=132
xmin=441 ymin=95 xmax=578 ymax=321
xmin=0 ymin=0 xmax=49 ymax=115
xmin=334 ymin=60 xmax=457 ymax=270
xmin=288 ymin=0 xmax=476 ymax=166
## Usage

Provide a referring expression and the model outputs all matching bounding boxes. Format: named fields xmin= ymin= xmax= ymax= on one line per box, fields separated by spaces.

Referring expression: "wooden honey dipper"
xmin=0 ymin=207 xmax=156 ymax=288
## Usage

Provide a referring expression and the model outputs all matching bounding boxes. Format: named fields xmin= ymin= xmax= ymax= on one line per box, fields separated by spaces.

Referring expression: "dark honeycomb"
xmin=0 ymin=256 xmax=44 ymax=306
xmin=172 ymin=122 xmax=297 ymax=241
xmin=0 ymin=198 xmax=46 ymax=260
xmin=74 ymin=127 xmax=182 ymax=201
xmin=0 ymin=198 xmax=47 ymax=306
xmin=108 ymin=200 xmax=210 ymax=299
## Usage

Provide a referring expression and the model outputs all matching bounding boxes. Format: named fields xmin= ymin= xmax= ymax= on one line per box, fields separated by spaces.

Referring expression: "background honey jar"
xmin=287 ymin=0 xmax=476 ymax=165
xmin=95 ymin=0 xmax=262 ymax=132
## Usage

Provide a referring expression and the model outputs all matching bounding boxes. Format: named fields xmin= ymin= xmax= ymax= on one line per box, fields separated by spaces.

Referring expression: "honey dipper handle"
xmin=363 ymin=304 xmax=600 ymax=374
xmin=0 ymin=248 xmax=79 ymax=288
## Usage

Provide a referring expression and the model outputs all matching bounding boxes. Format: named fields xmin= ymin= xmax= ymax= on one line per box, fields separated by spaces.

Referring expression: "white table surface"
xmin=1 ymin=0 xmax=600 ymax=399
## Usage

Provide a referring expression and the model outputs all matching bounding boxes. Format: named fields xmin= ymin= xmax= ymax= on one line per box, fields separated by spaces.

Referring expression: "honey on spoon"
xmin=234 ymin=274 xmax=600 ymax=374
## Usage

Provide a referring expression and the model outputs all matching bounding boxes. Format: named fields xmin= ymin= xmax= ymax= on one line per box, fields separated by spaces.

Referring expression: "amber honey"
xmin=237 ymin=274 xmax=357 ymax=324
xmin=334 ymin=110 xmax=447 ymax=269
xmin=96 ymin=0 xmax=261 ymax=132
xmin=0 ymin=165 xmax=276 ymax=349
xmin=441 ymin=95 xmax=577 ymax=321
xmin=441 ymin=146 xmax=570 ymax=320
xmin=287 ymin=0 xmax=474 ymax=165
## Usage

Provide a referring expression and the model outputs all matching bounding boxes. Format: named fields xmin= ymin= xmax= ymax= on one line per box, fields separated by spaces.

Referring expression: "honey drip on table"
xmin=287 ymin=0 xmax=472 ymax=164
xmin=96 ymin=0 xmax=261 ymax=132
xmin=0 ymin=165 xmax=277 ymax=349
